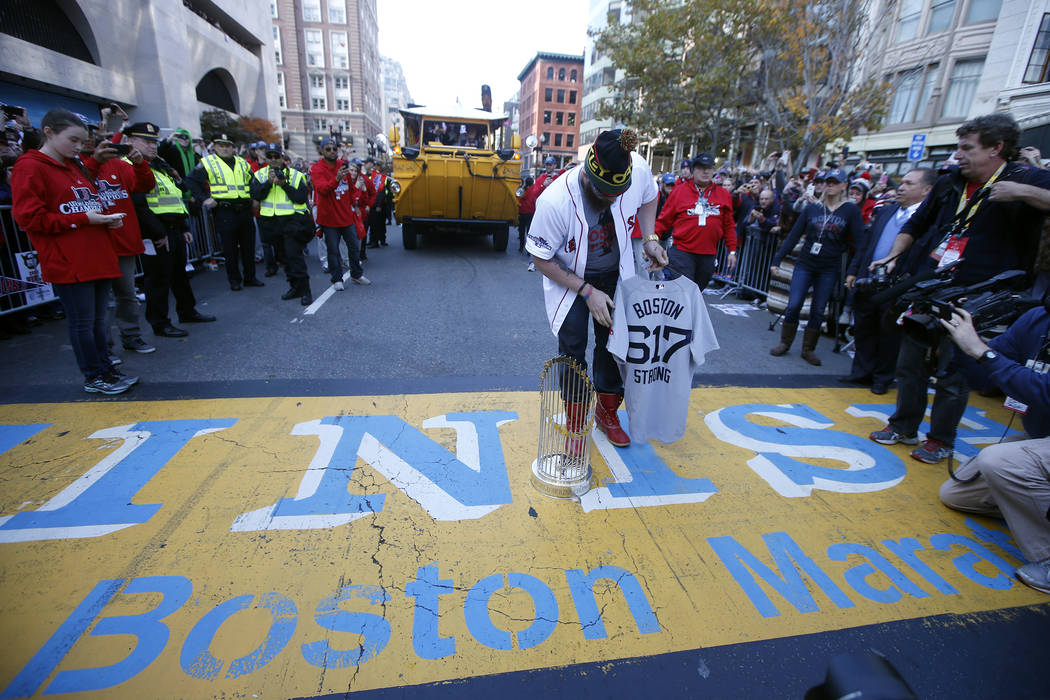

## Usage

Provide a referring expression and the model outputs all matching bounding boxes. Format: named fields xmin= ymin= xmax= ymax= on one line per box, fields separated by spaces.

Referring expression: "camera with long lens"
xmin=886 ymin=264 xmax=1039 ymax=346
xmin=852 ymin=263 xmax=892 ymax=295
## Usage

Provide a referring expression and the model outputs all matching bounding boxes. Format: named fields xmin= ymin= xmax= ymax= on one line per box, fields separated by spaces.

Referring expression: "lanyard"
xmin=953 ymin=162 xmax=1005 ymax=225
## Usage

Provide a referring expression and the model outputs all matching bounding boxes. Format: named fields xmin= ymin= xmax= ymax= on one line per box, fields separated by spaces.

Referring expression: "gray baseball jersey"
xmin=607 ymin=275 xmax=719 ymax=443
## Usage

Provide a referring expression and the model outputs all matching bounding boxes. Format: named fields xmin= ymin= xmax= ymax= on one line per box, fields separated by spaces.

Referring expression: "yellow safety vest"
xmin=255 ymin=166 xmax=309 ymax=216
xmin=146 ymin=167 xmax=189 ymax=215
xmin=201 ymin=154 xmax=252 ymax=199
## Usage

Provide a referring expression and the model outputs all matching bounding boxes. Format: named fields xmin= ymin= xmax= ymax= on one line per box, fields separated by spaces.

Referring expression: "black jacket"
xmin=899 ymin=163 xmax=1050 ymax=285
xmin=847 ymin=202 xmax=899 ymax=278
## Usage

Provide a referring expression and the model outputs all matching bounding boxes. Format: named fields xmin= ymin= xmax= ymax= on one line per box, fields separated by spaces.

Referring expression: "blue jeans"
xmin=53 ymin=280 xmax=111 ymax=379
xmin=557 ymin=269 xmax=622 ymax=396
xmin=784 ymin=262 xmax=837 ymax=330
xmin=322 ymin=226 xmax=362 ymax=283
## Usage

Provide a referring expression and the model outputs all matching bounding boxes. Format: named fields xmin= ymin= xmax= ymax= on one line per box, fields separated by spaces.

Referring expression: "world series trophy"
xmin=531 ymin=356 xmax=595 ymax=499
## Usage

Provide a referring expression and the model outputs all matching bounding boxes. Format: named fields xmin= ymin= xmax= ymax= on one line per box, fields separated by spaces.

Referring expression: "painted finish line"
xmin=0 ymin=389 xmax=1042 ymax=697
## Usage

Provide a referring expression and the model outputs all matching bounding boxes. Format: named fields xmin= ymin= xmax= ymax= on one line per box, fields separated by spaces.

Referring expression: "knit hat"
xmin=585 ymin=128 xmax=637 ymax=196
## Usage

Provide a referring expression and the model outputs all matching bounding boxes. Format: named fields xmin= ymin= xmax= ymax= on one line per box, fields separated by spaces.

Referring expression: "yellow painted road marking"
xmin=0 ymin=388 xmax=1040 ymax=697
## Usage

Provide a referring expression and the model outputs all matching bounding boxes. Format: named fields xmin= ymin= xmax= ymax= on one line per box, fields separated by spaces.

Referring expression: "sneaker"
xmin=106 ymin=368 xmax=139 ymax=387
xmin=351 ymin=276 xmax=371 ymax=285
xmin=122 ymin=337 xmax=156 ymax=354
xmin=84 ymin=375 xmax=130 ymax=395
xmin=527 ymin=262 xmax=535 ymax=272
xmin=869 ymin=425 xmax=919 ymax=445
xmin=333 ymin=281 xmax=345 ymax=291
xmin=107 ymin=354 xmax=123 ymax=366
xmin=1016 ymin=557 xmax=1050 ymax=594
xmin=910 ymin=438 xmax=953 ymax=464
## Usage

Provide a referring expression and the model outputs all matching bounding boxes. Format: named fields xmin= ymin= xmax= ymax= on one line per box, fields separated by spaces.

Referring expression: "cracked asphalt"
xmin=0 ymin=227 xmax=1045 ymax=698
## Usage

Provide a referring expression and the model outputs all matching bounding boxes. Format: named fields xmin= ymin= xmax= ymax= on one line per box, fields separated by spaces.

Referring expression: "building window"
xmin=312 ymin=97 xmax=327 ymax=110
xmin=313 ymin=118 xmax=326 ymax=131
xmin=543 ymin=110 xmax=551 ymax=124
xmin=556 ymin=89 xmax=565 ymax=103
xmin=309 ymin=74 xmax=325 ymax=89
xmin=303 ymin=0 xmax=321 ymax=21
xmin=555 ymin=133 xmax=562 ymax=147
xmin=329 ymin=0 xmax=346 ymax=23
xmin=570 ymin=69 xmax=577 ymax=82
xmin=558 ymin=68 xmax=566 ymax=80
xmin=941 ymin=58 xmax=985 ymax=117
xmin=542 ymin=132 xmax=550 ymax=145
xmin=277 ymin=72 xmax=286 ymax=108
xmin=966 ymin=0 xmax=1001 ymax=23
xmin=567 ymin=135 xmax=574 ymax=148
xmin=270 ymin=0 xmax=278 ymax=18
xmin=569 ymin=90 xmax=577 ymax=104
xmin=334 ymin=75 xmax=349 ymax=90
xmin=547 ymin=67 xmax=554 ymax=79
xmin=568 ymin=112 xmax=576 ymax=126
xmin=305 ymin=29 xmax=324 ymax=67
xmin=927 ymin=0 xmax=955 ymax=33
xmin=896 ymin=0 xmax=921 ymax=42
xmin=1023 ymin=13 xmax=1050 ymax=84
xmin=331 ymin=31 xmax=349 ymax=69
xmin=545 ymin=87 xmax=553 ymax=101
xmin=887 ymin=66 xmax=940 ymax=124
xmin=273 ymin=26 xmax=282 ymax=65
xmin=335 ymin=98 xmax=350 ymax=111
xmin=281 ymin=116 xmax=287 ymax=129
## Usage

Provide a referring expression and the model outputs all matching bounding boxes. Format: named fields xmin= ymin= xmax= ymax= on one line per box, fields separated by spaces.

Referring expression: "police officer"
xmin=250 ymin=143 xmax=313 ymax=305
xmin=124 ymin=122 xmax=216 ymax=338
xmin=187 ymin=134 xmax=261 ymax=291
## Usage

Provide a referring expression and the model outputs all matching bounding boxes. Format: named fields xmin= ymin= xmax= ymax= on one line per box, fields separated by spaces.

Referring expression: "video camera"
xmin=868 ymin=261 xmax=1040 ymax=346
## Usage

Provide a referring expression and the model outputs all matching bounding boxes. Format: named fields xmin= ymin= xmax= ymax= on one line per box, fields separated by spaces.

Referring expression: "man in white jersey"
xmin=525 ymin=128 xmax=668 ymax=448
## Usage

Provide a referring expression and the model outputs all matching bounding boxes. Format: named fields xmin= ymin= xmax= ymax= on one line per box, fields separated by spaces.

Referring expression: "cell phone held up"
xmin=110 ymin=143 xmax=132 ymax=157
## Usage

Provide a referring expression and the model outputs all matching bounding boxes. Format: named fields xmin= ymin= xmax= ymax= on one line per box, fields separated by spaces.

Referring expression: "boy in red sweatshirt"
xmin=309 ymin=138 xmax=372 ymax=289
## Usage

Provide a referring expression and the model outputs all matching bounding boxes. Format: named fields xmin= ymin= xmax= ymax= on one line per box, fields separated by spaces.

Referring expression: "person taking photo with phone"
xmin=11 ymin=109 xmax=133 ymax=394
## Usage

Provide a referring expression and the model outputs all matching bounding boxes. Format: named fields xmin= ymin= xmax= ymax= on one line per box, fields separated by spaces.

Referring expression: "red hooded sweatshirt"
xmin=655 ymin=179 xmax=737 ymax=255
xmin=82 ymin=155 xmax=155 ymax=256
xmin=11 ymin=149 xmax=120 ymax=283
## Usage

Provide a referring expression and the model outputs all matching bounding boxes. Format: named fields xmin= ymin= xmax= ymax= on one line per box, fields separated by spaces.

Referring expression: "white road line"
xmin=301 ymin=270 xmax=352 ymax=316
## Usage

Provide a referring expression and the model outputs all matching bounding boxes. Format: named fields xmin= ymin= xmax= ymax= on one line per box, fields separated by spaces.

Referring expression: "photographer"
xmin=250 ymin=143 xmax=312 ymax=305
xmin=868 ymin=114 xmax=1050 ymax=464
xmin=937 ymin=301 xmax=1050 ymax=594
xmin=843 ymin=168 xmax=935 ymax=393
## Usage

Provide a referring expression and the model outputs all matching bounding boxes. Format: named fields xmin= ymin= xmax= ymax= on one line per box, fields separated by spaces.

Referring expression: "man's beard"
xmin=582 ymin=184 xmax=613 ymax=210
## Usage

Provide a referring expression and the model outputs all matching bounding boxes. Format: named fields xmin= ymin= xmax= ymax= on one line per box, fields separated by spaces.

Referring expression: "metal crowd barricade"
xmin=1 ymin=205 xmax=58 ymax=317
xmin=709 ymin=230 xmax=782 ymax=301
xmin=1 ymin=204 xmax=225 ymax=318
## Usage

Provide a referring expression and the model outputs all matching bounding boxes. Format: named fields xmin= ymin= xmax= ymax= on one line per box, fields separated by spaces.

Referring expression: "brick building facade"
xmin=517 ymin=52 xmax=584 ymax=174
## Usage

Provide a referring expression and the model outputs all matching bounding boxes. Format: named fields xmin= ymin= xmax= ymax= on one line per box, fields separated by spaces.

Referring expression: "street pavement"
xmin=0 ymin=224 xmax=1045 ymax=698
xmin=0 ymin=223 xmax=854 ymax=399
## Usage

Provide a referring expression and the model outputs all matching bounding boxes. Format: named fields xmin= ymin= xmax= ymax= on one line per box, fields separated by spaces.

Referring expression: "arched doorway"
xmin=196 ymin=69 xmax=239 ymax=113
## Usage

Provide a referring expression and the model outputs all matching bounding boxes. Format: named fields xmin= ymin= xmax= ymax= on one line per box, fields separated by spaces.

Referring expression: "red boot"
xmin=564 ymin=401 xmax=589 ymax=460
xmin=595 ymin=392 xmax=630 ymax=447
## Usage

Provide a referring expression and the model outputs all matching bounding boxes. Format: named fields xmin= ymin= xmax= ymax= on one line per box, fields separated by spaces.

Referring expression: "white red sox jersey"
xmin=607 ymin=275 xmax=719 ymax=443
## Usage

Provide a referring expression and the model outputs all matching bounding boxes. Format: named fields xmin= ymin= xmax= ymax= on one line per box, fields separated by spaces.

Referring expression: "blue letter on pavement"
xmin=181 ymin=593 xmax=298 ymax=681
xmin=0 ymin=419 xmax=236 ymax=542
xmin=708 ymin=532 xmax=854 ymax=617
xmin=406 ymin=565 xmax=457 ymax=659
xmin=564 ymin=565 xmax=659 ymax=640
xmin=302 ymin=585 xmax=391 ymax=668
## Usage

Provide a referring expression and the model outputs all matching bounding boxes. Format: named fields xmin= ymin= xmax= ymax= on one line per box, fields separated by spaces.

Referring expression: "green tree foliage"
xmin=592 ymin=0 xmax=763 ymax=153
xmin=199 ymin=110 xmax=279 ymax=145
xmin=592 ymin=0 xmax=890 ymax=169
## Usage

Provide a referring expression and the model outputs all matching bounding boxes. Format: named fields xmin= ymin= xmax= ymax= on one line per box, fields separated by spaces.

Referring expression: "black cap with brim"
xmin=213 ymin=134 xmax=234 ymax=145
xmin=125 ymin=122 xmax=160 ymax=141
